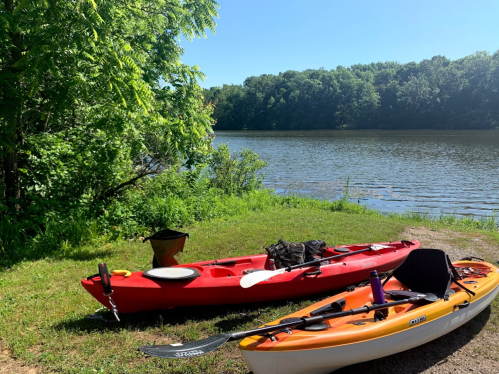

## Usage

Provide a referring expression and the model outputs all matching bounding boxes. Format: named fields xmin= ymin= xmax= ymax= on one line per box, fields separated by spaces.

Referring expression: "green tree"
xmin=334 ymin=67 xmax=379 ymax=128
xmin=208 ymin=144 xmax=267 ymax=195
xmin=205 ymin=84 xmax=247 ymax=130
xmin=0 ymin=0 xmax=218 ymax=220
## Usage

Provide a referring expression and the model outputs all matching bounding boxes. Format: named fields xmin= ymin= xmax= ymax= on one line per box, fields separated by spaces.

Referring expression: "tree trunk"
xmin=2 ymin=0 xmax=23 ymax=213
xmin=2 ymin=141 xmax=21 ymax=212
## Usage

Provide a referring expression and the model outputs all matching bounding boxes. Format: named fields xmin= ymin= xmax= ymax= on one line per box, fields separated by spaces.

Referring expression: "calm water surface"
xmin=213 ymin=130 xmax=499 ymax=218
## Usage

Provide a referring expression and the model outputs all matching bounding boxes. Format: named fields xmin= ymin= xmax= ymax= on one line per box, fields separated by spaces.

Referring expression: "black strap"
xmin=447 ymin=255 xmax=463 ymax=281
xmin=98 ymin=263 xmax=113 ymax=295
xmin=453 ymin=278 xmax=476 ymax=297
xmin=459 ymin=256 xmax=484 ymax=262
xmin=382 ymin=272 xmax=393 ymax=287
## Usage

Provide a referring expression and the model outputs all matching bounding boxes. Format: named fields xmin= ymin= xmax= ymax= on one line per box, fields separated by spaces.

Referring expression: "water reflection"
xmin=213 ymin=130 xmax=499 ymax=218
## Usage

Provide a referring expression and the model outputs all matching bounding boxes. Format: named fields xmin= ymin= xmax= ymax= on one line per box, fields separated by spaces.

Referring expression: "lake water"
xmin=213 ymin=130 xmax=499 ymax=219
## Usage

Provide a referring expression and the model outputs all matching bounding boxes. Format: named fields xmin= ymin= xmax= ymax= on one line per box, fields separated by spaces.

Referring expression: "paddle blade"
xmin=240 ymin=268 xmax=287 ymax=288
xmin=370 ymin=244 xmax=392 ymax=251
xmin=139 ymin=333 xmax=231 ymax=359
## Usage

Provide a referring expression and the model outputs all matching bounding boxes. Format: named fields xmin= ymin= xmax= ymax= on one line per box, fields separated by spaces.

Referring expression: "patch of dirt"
xmin=336 ymin=226 xmax=499 ymax=374
xmin=0 ymin=341 xmax=38 ymax=374
xmin=404 ymin=226 xmax=498 ymax=262
xmin=134 ymin=331 xmax=173 ymax=346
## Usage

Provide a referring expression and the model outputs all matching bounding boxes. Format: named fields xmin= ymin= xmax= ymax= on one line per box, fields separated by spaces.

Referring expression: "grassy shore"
xmin=1 ymin=205 xmax=499 ymax=373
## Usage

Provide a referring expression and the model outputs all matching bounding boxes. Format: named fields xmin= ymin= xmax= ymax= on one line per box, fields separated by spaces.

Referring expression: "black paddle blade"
xmin=139 ymin=333 xmax=232 ymax=359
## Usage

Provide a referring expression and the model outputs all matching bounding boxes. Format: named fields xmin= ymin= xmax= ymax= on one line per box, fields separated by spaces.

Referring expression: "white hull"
xmin=240 ymin=284 xmax=499 ymax=374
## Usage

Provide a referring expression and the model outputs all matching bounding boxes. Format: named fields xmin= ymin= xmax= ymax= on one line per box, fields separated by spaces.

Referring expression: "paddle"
xmin=201 ymin=260 xmax=238 ymax=266
xmin=240 ymin=244 xmax=393 ymax=288
xmin=138 ymin=293 xmax=429 ymax=359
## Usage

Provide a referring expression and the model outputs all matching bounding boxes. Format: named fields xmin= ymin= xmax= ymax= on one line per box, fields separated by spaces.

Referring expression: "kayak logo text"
xmin=409 ymin=315 xmax=426 ymax=326
xmin=174 ymin=350 xmax=205 ymax=357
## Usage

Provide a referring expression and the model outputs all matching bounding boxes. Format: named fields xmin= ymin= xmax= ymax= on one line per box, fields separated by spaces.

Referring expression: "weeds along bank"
xmin=0 ymin=145 xmax=271 ymax=267
xmin=0 ymin=190 xmax=377 ymax=270
xmin=2 ymin=188 xmax=496 ymax=272
xmin=1 ymin=187 xmax=497 ymax=271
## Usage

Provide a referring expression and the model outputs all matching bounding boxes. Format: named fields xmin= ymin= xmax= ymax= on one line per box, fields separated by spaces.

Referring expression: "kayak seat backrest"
xmin=143 ymin=229 xmax=190 ymax=269
xmin=385 ymin=248 xmax=453 ymax=300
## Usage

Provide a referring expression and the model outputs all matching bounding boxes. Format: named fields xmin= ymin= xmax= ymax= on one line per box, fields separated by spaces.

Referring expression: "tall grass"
xmin=3 ymin=184 xmax=497 ymax=270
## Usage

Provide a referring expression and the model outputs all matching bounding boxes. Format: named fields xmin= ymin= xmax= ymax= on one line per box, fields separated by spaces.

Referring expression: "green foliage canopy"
xmin=0 ymin=0 xmax=219 ymax=221
xmin=205 ymin=52 xmax=499 ymax=131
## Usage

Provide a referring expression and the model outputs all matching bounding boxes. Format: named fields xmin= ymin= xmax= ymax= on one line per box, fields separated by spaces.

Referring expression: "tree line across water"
xmin=204 ymin=51 xmax=499 ymax=131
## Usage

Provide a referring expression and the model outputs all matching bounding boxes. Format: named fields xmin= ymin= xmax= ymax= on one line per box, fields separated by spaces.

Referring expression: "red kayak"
xmin=81 ymin=240 xmax=420 ymax=313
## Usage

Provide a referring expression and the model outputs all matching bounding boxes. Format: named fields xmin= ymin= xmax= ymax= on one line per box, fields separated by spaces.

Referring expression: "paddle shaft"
xmin=203 ymin=248 xmax=377 ymax=270
xmin=282 ymin=245 xmax=391 ymax=273
xmin=201 ymin=260 xmax=238 ymax=266
xmin=138 ymin=294 xmax=428 ymax=358
xmin=239 ymin=244 xmax=397 ymax=288
xmin=229 ymin=294 xmax=425 ymax=340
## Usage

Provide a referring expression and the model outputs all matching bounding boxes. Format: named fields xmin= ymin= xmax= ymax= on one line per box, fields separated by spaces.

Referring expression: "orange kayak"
xmin=239 ymin=255 xmax=499 ymax=374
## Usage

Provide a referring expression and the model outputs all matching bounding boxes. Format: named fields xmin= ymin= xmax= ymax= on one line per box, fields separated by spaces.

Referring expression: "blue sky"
xmin=180 ymin=0 xmax=499 ymax=88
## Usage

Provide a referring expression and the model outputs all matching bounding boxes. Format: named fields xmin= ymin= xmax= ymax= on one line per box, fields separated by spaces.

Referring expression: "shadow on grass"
xmin=54 ymin=247 xmax=116 ymax=262
xmin=0 ymin=245 xmax=117 ymax=271
xmin=52 ymin=289 xmax=341 ymax=334
xmin=334 ymin=305 xmax=492 ymax=374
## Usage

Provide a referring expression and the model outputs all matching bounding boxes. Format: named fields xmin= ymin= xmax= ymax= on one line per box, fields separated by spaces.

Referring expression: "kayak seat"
xmin=382 ymin=248 xmax=457 ymax=300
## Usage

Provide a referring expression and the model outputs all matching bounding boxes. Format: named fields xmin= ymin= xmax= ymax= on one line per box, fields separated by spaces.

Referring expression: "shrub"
xmin=207 ymin=144 xmax=267 ymax=195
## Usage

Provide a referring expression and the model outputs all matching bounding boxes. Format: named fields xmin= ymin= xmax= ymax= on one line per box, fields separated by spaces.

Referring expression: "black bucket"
xmin=143 ymin=229 xmax=189 ymax=268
